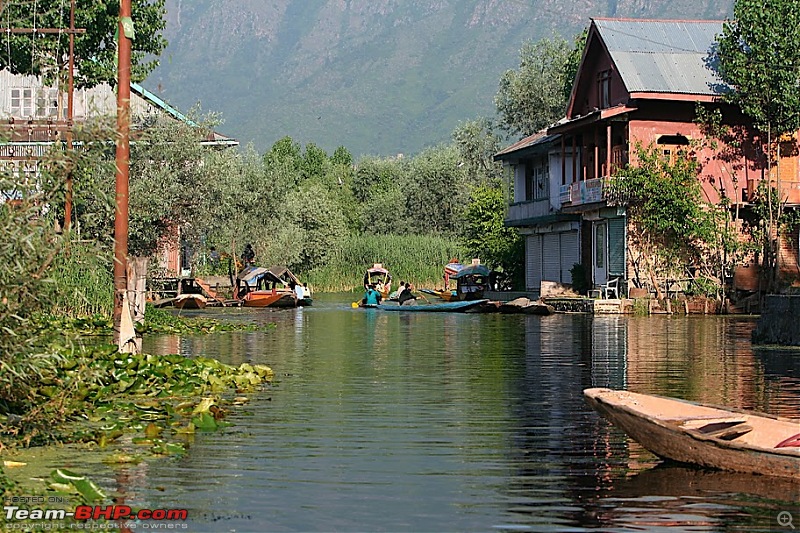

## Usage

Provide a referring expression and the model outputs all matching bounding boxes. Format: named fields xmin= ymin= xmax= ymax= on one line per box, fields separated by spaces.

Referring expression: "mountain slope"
xmin=148 ymin=0 xmax=734 ymax=157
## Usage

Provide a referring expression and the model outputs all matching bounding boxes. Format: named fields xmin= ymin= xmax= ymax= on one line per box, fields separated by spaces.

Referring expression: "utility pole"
xmin=64 ymin=0 xmax=76 ymax=231
xmin=113 ymin=0 xmax=135 ymax=353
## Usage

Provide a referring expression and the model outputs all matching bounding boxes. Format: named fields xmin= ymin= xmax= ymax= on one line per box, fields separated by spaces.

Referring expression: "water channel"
xmin=91 ymin=295 xmax=800 ymax=531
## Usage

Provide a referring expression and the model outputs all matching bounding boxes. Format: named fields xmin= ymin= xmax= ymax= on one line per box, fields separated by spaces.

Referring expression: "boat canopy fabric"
xmin=444 ymin=263 xmax=464 ymax=276
xmin=268 ymin=265 xmax=301 ymax=284
xmin=453 ymin=264 xmax=491 ymax=278
xmin=238 ymin=266 xmax=282 ymax=285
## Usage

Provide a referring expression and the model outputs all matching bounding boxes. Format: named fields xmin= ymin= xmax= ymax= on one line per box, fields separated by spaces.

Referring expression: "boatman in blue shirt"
xmin=363 ymin=284 xmax=382 ymax=306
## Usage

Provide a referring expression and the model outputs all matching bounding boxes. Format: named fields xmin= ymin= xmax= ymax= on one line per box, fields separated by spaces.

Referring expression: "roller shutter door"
xmin=542 ymin=233 xmax=561 ymax=282
xmin=560 ymin=230 xmax=579 ymax=284
xmin=525 ymin=235 xmax=542 ymax=292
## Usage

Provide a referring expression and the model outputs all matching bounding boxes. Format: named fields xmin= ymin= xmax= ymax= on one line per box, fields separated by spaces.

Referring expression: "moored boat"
xmin=173 ymin=293 xmax=208 ymax=310
xmin=452 ymin=260 xmax=491 ymax=301
xmin=235 ymin=266 xmax=298 ymax=308
xmin=498 ymin=297 xmax=555 ymax=315
xmin=584 ymin=387 xmax=800 ymax=479
xmin=268 ymin=265 xmax=313 ymax=306
xmin=379 ymin=299 xmax=487 ymax=313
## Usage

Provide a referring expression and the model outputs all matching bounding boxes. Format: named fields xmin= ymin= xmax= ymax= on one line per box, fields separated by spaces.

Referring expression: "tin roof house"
xmin=0 ymin=69 xmax=239 ymax=276
xmin=496 ymin=18 xmax=800 ymax=299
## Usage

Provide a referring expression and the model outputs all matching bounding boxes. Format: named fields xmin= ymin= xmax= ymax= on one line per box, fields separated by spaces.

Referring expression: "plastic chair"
xmin=601 ymin=277 xmax=620 ymax=299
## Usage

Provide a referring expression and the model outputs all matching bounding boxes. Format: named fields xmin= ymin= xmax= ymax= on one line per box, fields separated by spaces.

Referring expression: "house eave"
xmin=504 ymin=213 xmax=582 ymax=228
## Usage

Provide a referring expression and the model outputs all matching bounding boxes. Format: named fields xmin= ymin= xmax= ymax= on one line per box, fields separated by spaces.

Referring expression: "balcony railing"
xmin=560 ymin=177 xmax=605 ymax=207
xmin=506 ymin=199 xmax=550 ymax=223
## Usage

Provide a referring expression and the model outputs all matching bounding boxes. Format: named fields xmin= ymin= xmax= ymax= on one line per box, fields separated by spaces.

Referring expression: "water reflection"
xmin=125 ymin=300 xmax=800 ymax=531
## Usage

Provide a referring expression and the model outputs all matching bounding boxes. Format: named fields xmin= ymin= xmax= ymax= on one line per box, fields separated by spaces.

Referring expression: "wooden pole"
xmin=113 ymin=0 xmax=133 ymax=351
xmin=64 ymin=0 xmax=75 ymax=231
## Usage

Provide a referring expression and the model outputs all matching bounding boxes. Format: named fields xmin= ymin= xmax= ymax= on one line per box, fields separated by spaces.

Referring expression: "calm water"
xmin=118 ymin=295 xmax=798 ymax=531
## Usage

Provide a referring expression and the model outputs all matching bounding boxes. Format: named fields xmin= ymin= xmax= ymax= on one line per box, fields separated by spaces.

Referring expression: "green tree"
xmin=404 ymin=145 xmax=470 ymax=235
xmin=263 ymin=136 xmax=302 ymax=189
xmin=563 ymin=28 xmax=588 ymax=102
xmin=462 ymin=182 xmax=524 ymax=288
xmin=494 ymin=35 xmax=573 ymax=137
xmin=282 ymin=182 xmax=347 ymax=272
xmin=608 ymin=144 xmax=730 ymax=298
xmin=301 ymin=143 xmax=329 ymax=183
xmin=715 ymin=0 xmax=800 ymax=285
xmin=0 ymin=0 xmax=167 ymax=87
xmin=452 ymin=117 xmax=503 ymax=183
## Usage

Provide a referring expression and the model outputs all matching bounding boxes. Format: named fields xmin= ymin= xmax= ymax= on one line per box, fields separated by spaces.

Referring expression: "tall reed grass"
xmin=48 ymin=241 xmax=114 ymax=317
xmin=305 ymin=233 xmax=467 ymax=292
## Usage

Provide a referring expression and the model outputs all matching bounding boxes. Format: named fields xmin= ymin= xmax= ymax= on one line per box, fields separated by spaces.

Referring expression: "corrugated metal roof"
xmin=495 ymin=130 xmax=560 ymax=159
xmin=593 ymin=18 xmax=728 ymax=95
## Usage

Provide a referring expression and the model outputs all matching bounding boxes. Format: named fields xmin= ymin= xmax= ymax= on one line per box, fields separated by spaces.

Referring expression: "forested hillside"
xmin=148 ymin=0 xmax=733 ymax=157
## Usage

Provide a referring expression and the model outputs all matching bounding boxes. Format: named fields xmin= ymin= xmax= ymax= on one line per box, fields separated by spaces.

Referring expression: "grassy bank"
xmin=305 ymin=233 xmax=467 ymax=292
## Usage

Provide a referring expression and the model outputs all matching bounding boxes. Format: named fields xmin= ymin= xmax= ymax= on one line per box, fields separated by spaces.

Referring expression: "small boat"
xmin=584 ymin=388 xmax=800 ymax=479
xmin=498 ymin=297 xmax=555 ymax=315
xmin=379 ymin=299 xmax=488 ymax=313
xmin=451 ymin=260 xmax=492 ymax=301
xmin=235 ymin=266 xmax=298 ymax=308
xmin=268 ymin=265 xmax=312 ymax=306
xmin=172 ymin=293 xmax=208 ymax=309
xmin=364 ymin=263 xmax=392 ymax=299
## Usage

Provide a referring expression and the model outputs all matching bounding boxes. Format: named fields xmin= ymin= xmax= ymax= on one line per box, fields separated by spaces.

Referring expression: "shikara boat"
xmin=172 ymin=293 xmax=208 ymax=310
xmin=235 ymin=266 xmax=298 ymax=308
xmin=379 ymin=299 xmax=488 ymax=313
xmin=268 ymin=265 xmax=313 ymax=306
xmin=363 ymin=263 xmax=392 ymax=299
xmin=584 ymin=388 xmax=800 ymax=479
xmin=452 ymin=261 xmax=491 ymax=301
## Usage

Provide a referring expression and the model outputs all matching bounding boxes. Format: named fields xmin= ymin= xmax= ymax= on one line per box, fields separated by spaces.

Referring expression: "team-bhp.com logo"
xmin=5 ymin=504 xmax=188 ymax=522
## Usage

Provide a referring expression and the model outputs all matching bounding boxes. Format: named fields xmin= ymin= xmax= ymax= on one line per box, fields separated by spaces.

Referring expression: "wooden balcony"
xmin=560 ymin=177 xmax=606 ymax=208
xmin=505 ymin=199 xmax=550 ymax=225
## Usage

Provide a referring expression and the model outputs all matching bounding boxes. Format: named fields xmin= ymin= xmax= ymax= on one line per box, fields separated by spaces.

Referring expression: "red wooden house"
xmin=496 ymin=18 xmax=800 ymax=298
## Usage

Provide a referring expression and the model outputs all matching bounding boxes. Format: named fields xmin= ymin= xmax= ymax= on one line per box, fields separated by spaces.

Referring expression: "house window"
xmin=10 ymin=87 xmax=59 ymax=118
xmin=11 ymin=88 xmax=34 ymax=117
xmin=533 ymin=163 xmax=549 ymax=200
xmin=598 ymin=70 xmax=612 ymax=109
xmin=35 ymin=88 xmax=59 ymax=118
xmin=656 ymin=134 xmax=690 ymax=164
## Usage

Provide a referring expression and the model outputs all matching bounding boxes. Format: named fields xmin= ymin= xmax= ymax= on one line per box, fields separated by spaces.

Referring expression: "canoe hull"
xmin=379 ymin=299 xmax=487 ymax=312
xmin=173 ymin=294 xmax=207 ymax=309
xmin=584 ymin=388 xmax=800 ymax=479
xmin=241 ymin=291 xmax=297 ymax=308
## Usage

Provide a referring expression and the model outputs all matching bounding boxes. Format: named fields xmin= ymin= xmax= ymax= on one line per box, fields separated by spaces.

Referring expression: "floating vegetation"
xmin=1 ymin=342 xmax=274 ymax=450
xmin=30 ymin=305 xmax=273 ymax=337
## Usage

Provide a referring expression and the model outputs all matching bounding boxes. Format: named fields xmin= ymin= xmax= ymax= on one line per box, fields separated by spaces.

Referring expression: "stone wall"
xmin=752 ymin=295 xmax=800 ymax=346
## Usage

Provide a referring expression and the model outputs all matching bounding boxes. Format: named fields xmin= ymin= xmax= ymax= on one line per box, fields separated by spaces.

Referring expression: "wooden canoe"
xmin=240 ymin=290 xmax=297 ymax=308
xmin=379 ymin=299 xmax=487 ymax=312
xmin=584 ymin=388 xmax=800 ymax=479
xmin=421 ymin=288 xmax=458 ymax=302
xmin=173 ymin=293 xmax=208 ymax=309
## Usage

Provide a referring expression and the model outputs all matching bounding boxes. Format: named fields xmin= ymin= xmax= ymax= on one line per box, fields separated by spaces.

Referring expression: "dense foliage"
xmin=462 ymin=183 xmax=524 ymax=288
xmin=494 ymin=34 xmax=575 ymax=137
xmin=716 ymin=0 xmax=800 ymax=137
xmin=0 ymin=0 xmax=167 ymax=88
